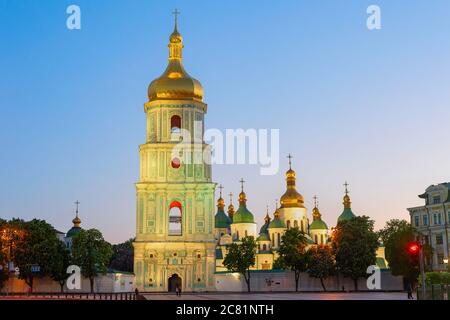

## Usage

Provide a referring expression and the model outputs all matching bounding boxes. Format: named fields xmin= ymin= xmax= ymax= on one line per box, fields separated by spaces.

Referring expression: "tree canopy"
xmin=307 ymin=245 xmax=336 ymax=291
xmin=109 ymin=238 xmax=134 ymax=272
xmin=71 ymin=228 xmax=113 ymax=292
xmin=274 ymin=227 xmax=309 ymax=291
xmin=333 ymin=216 xmax=379 ymax=291
xmin=222 ymin=236 xmax=257 ymax=292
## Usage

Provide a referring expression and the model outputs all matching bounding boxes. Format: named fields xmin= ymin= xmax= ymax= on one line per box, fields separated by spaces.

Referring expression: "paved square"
xmin=144 ymin=292 xmax=412 ymax=300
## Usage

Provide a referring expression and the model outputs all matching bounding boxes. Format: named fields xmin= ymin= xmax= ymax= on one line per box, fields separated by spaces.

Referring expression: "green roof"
xmin=259 ymin=222 xmax=269 ymax=235
xmin=215 ymin=210 xmax=231 ymax=228
xmin=256 ymin=232 xmax=270 ymax=241
xmin=268 ymin=218 xmax=286 ymax=229
xmin=337 ymin=208 xmax=356 ymax=223
xmin=310 ymin=219 xmax=328 ymax=230
xmin=376 ymin=257 xmax=387 ymax=269
xmin=232 ymin=205 xmax=255 ymax=223
xmin=66 ymin=227 xmax=81 ymax=238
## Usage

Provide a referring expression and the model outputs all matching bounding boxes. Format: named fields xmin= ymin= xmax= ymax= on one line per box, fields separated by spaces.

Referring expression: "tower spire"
xmin=343 ymin=181 xmax=351 ymax=209
xmin=238 ymin=178 xmax=247 ymax=205
xmin=172 ymin=8 xmax=180 ymax=32
xmin=72 ymin=200 xmax=81 ymax=227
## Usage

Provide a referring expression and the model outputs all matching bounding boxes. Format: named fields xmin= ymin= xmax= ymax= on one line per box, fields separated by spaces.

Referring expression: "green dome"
xmin=256 ymin=232 xmax=270 ymax=242
xmin=66 ymin=227 xmax=81 ymax=238
xmin=232 ymin=205 xmax=255 ymax=224
xmin=259 ymin=222 xmax=269 ymax=235
xmin=337 ymin=208 xmax=356 ymax=223
xmin=215 ymin=210 xmax=231 ymax=228
xmin=310 ymin=219 xmax=328 ymax=230
xmin=268 ymin=218 xmax=286 ymax=229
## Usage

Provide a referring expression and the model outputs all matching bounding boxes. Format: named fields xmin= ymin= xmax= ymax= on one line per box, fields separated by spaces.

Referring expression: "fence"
xmin=417 ymin=285 xmax=450 ymax=300
xmin=0 ymin=292 xmax=138 ymax=300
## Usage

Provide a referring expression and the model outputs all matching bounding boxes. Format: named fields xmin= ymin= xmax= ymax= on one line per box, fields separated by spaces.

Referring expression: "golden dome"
xmin=72 ymin=214 xmax=81 ymax=228
xmin=280 ymin=168 xmax=304 ymax=208
xmin=147 ymin=23 xmax=204 ymax=102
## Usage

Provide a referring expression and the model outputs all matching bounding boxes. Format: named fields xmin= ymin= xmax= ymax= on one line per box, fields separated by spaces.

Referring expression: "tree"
xmin=71 ymin=229 xmax=113 ymax=293
xmin=222 ymin=236 xmax=257 ymax=292
xmin=274 ymin=227 xmax=309 ymax=292
xmin=0 ymin=219 xmax=9 ymax=289
xmin=49 ymin=241 xmax=71 ymax=292
xmin=378 ymin=219 xmax=419 ymax=285
xmin=109 ymin=238 xmax=134 ymax=272
xmin=13 ymin=219 xmax=61 ymax=292
xmin=307 ymin=245 xmax=336 ymax=291
xmin=332 ymin=216 xmax=379 ymax=291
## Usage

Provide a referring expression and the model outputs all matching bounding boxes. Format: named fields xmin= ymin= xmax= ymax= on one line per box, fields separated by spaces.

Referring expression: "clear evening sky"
xmin=1 ymin=0 xmax=449 ymax=243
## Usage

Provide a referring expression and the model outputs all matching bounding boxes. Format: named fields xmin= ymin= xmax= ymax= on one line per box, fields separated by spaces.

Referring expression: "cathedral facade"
xmin=133 ymin=20 xmax=216 ymax=292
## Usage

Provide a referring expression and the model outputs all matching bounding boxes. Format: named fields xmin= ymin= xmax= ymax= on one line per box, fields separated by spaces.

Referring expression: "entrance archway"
xmin=168 ymin=274 xmax=181 ymax=292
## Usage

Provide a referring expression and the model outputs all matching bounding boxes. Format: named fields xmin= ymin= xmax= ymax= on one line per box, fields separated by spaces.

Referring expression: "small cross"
xmin=313 ymin=195 xmax=318 ymax=208
xmin=74 ymin=200 xmax=80 ymax=214
xmin=239 ymin=178 xmax=245 ymax=192
xmin=287 ymin=154 xmax=293 ymax=169
xmin=172 ymin=9 xmax=180 ymax=27
xmin=229 ymin=192 xmax=233 ymax=203
xmin=275 ymin=199 xmax=278 ymax=209
xmin=218 ymin=184 xmax=224 ymax=198
xmin=344 ymin=181 xmax=349 ymax=195
xmin=266 ymin=205 xmax=269 ymax=214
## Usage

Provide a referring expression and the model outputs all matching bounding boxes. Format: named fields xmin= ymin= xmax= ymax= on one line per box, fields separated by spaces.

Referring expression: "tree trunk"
xmin=245 ymin=270 xmax=251 ymax=292
xmin=320 ymin=278 xmax=326 ymax=292
xmin=295 ymin=271 xmax=300 ymax=292
xmin=59 ymin=281 xmax=65 ymax=293
xmin=89 ymin=277 xmax=94 ymax=293
xmin=353 ymin=278 xmax=358 ymax=291
xmin=26 ymin=276 xmax=34 ymax=294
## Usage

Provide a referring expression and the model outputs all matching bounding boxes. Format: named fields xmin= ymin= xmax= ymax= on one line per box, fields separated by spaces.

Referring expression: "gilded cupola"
xmin=227 ymin=192 xmax=235 ymax=221
xmin=232 ymin=179 xmax=255 ymax=224
xmin=280 ymin=154 xmax=305 ymax=208
xmin=215 ymin=185 xmax=231 ymax=229
xmin=310 ymin=196 xmax=328 ymax=230
xmin=147 ymin=14 xmax=204 ymax=102
xmin=337 ymin=182 xmax=356 ymax=223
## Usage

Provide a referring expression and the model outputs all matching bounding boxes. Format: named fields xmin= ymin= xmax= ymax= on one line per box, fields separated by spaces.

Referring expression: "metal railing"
xmin=0 ymin=292 xmax=138 ymax=300
xmin=417 ymin=285 xmax=450 ymax=300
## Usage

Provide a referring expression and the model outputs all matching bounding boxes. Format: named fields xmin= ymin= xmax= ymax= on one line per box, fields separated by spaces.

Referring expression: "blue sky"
xmin=1 ymin=0 xmax=450 ymax=243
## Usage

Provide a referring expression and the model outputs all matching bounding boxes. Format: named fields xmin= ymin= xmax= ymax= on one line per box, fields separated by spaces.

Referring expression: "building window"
xmin=436 ymin=233 xmax=444 ymax=245
xmin=236 ymin=230 xmax=239 ymax=240
xmin=432 ymin=196 xmax=441 ymax=204
xmin=437 ymin=253 xmax=445 ymax=264
xmin=277 ymin=233 xmax=281 ymax=247
xmin=294 ymin=220 xmax=298 ymax=228
xmin=423 ymin=215 xmax=428 ymax=226
xmin=245 ymin=230 xmax=248 ymax=238
xmin=263 ymin=244 xmax=267 ymax=251
xmin=321 ymin=234 xmax=324 ymax=244
xmin=170 ymin=115 xmax=181 ymax=133
xmin=414 ymin=216 xmax=420 ymax=227
xmin=286 ymin=220 xmax=291 ymax=229
xmin=271 ymin=235 xmax=274 ymax=247
xmin=434 ymin=213 xmax=442 ymax=225
xmin=315 ymin=235 xmax=318 ymax=244
xmin=258 ymin=244 xmax=261 ymax=250
xmin=168 ymin=201 xmax=182 ymax=236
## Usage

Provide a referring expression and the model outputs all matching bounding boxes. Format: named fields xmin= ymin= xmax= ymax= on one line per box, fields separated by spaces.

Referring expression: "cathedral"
xmin=133 ymin=16 xmax=385 ymax=292
xmin=214 ymin=158 xmax=356 ymax=271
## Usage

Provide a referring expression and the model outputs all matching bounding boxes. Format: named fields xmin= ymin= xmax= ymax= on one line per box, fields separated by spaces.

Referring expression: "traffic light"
xmin=407 ymin=242 xmax=421 ymax=255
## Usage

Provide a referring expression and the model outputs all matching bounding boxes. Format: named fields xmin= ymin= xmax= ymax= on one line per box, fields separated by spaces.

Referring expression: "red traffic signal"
xmin=407 ymin=242 xmax=421 ymax=254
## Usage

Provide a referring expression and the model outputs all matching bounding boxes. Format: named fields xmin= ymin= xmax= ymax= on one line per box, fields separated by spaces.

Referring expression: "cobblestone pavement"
xmin=143 ymin=291 xmax=412 ymax=300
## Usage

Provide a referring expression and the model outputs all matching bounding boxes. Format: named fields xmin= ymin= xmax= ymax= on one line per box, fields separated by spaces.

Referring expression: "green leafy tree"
xmin=13 ymin=219 xmax=61 ymax=292
xmin=109 ymin=238 xmax=134 ymax=272
xmin=307 ymin=245 xmax=336 ymax=291
xmin=222 ymin=236 xmax=257 ymax=292
xmin=332 ymin=216 xmax=379 ymax=291
xmin=71 ymin=229 xmax=113 ymax=293
xmin=274 ymin=227 xmax=309 ymax=292
xmin=378 ymin=219 xmax=419 ymax=284
xmin=49 ymin=241 xmax=71 ymax=292
xmin=0 ymin=219 xmax=9 ymax=289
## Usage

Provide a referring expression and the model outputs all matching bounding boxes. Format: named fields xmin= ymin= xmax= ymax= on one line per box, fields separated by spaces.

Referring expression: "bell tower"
xmin=133 ymin=12 xmax=216 ymax=292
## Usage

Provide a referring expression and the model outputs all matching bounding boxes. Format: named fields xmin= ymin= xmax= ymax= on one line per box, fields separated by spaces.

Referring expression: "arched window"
xmin=263 ymin=244 xmax=267 ymax=251
xmin=271 ymin=235 xmax=274 ymax=247
xmin=301 ymin=221 xmax=304 ymax=233
xmin=294 ymin=220 xmax=298 ymax=228
xmin=321 ymin=234 xmax=324 ymax=244
xmin=277 ymin=233 xmax=281 ymax=247
xmin=315 ymin=234 xmax=318 ymax=244
xmin=170 ymin=115 xmax=181 ymax=133
xmin=236 ymin=230 xmax=239 ymax=240
xmin=245 ymin=230 xmax=248 ymax=238
xmin=169 ymin=201 xmax=182 ymax=235
xmin=286 ymin=220 xmax=291 ymax=229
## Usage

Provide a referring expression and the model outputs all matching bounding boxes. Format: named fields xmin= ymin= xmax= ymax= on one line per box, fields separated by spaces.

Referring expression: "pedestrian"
xmin=407 ymin=282 xmax=414 ymax=300
xmin=175 ymin=284 xmax=180 ymax=296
